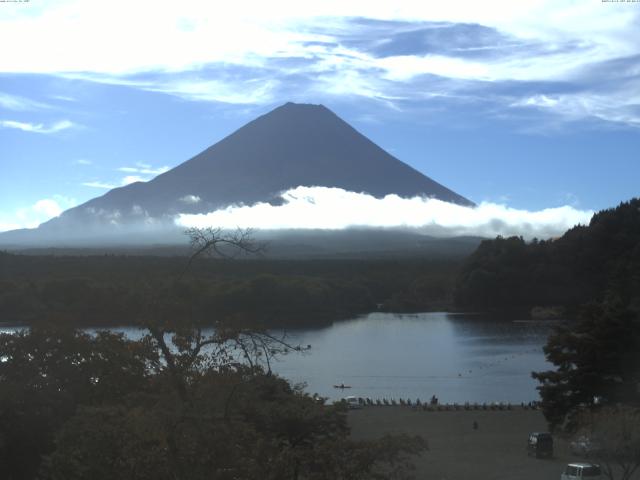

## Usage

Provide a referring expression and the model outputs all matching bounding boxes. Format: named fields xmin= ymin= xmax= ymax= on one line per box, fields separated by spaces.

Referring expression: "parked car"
xmin=527 ymin=432 xmax=553 ymax=458
xmin=561 ymin=462 xmax=602 ymax=479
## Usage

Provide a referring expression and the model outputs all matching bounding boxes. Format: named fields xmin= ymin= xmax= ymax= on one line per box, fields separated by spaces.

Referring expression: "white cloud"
xmin=31 ymin=199 xmax=63 ymax=218
xmin=142 ymin=78 xmax=280 ymax=104
xmin=75 ymin=158 xmax=92 ymax=165
xmin=0 ymin=119 xmax=76 ymax=134
xmin=179 ymin=194 xmax=201 ymax=204
xmin=374 ymin=48 xmax=612 ymax=84
xmin=82 ymin=181 xmax=116 ymax=189
xmin=0 ymin=195 xmax=77 ymax=232
xmin=512 ymin=95 xmax=559 ymax=109
xmin=377 ymin=55 xmax=490 ymax=82
xmin=175 ymin=186 xmax=593 ymax=239
xmin=1 ymin=0 xmax=634 ymax=76
xmin=513 ymin=91 xmax=640 ymax=127
xmin=131 ymin=204 xmax=146 ymax=216
xmin=50 ymin=95 xmax=76 ymax=102
xmin=0 ymin=221 xmax=22 ymax=233
xmin=117 ymin=164 xmax=170 ymax=175
xmin=0 ymin=92 xmax=50 ymax=111
xmin=84 ymin=206 xmax=122 ymax=225
xmin=121 ymin=175 xmax=146 ymax=185
xmin=82 ymin=163 xmax=168 ymax=190
xmin=0 ymin=1 xmax=637 ymax=124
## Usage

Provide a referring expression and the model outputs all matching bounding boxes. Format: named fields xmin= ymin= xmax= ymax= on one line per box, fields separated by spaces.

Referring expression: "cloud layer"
xmin=0 ymin=186 xmax=597 ymax=239
xmin=176 ymin=186 xmax=593 ymax=239
xmin=1 ymin=1 xmax=639 ymax=128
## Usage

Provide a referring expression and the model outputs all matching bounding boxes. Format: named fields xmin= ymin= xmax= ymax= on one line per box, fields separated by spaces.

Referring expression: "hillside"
xmin=454 ymin=198 xmax=640 ymax=313
xmin=1 ymin=102 xmax=472 ymax=246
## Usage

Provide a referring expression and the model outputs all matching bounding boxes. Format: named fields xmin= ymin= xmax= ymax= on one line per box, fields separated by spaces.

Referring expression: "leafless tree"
xmin=142 ymin=227 xmax=304 ymax=401
xmin=180 ymin=227 xmax=265 ymax=278
xmin=574 ymin=406 xmax=640 ymax=480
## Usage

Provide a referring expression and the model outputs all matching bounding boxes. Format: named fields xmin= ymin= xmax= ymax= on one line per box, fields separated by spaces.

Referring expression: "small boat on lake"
xmin=333 ymin=383 xmax=351 ymax=389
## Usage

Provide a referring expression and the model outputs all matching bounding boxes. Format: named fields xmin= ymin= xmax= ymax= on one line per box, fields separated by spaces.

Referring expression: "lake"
xmin=271 ymin=312 xmax=555 ymax=403
xmin=1 ymin=312 xmax=557 ymax=404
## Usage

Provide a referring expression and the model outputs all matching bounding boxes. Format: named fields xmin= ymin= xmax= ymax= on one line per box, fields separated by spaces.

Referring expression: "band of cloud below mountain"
xmin=0 ymin=103 xmax=593 ymax=245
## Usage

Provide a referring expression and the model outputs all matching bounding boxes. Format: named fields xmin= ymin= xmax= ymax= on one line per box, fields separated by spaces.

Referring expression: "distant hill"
xmin=1 ymin=102 xmax=472 ymax=247
xmin=7 ymin=230 xmax=482 ymax=260
xmin=454 ymin=198 xmax=640 ymax=312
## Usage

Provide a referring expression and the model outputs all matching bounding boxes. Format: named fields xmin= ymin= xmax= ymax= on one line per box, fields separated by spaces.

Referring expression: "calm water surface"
xmin=272 ymin=312 xmax=555 ymax=403
xmin=1 ymin=312 xmax=556 ymax=403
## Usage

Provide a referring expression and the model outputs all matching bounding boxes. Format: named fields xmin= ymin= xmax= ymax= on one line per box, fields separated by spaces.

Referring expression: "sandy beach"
xmin=348 ymin=406 xmax=638 ymax=480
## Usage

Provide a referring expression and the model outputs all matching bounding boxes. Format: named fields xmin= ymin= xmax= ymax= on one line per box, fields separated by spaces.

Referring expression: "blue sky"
xmin=1 ymin=0 xmax=639 ymax=232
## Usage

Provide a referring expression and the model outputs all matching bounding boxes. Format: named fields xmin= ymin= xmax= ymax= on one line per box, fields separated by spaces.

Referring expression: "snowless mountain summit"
xmin=2 ymin=102 xmax=473 ymax=245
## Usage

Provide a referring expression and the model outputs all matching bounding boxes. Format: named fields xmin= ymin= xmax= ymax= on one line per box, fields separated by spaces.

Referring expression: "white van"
xmin=561 ymin=463 xmax=602 ymax=480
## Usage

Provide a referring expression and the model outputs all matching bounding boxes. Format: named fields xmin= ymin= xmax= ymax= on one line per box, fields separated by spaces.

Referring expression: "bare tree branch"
xmin=139 ymin=226 xmax=306 ymax=404
xmin=180 ymin=227 xmax=266 ymax=279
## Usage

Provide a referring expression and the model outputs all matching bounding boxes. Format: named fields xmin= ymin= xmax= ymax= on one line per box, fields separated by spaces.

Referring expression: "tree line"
xmin=454 ymin=198 xmax=640 ymax=313
xmin=0 ymin=254 xmax=461 ymax=328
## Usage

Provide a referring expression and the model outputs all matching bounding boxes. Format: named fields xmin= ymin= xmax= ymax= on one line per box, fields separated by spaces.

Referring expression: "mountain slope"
xmin=2 ymin=102 xmax=473 ymax=245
